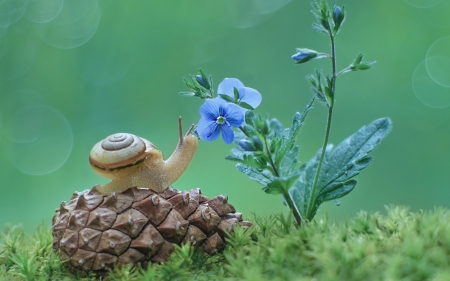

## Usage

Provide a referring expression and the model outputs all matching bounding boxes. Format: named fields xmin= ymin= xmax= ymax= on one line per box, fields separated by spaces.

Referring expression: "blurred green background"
xmin=1 ymin=0 xmax=449 ymax=233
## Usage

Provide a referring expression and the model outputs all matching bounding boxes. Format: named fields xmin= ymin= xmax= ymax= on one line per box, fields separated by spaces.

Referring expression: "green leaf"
xmin=239 ymin=102 xmax=255 ymax=110
xmin=183 ymin=77 xmax=196 ymax=89
xmin=313 ymin=88 xmax=327 ymax=105
xmin=225 ymin=155 xmax=242 ymax=163
xmin=263 ymin=172 xmax=300 ymax=195
xmin=269 ymin=118 xmax=283 ymax=134
xmin=279 ymin=145 xmax=299 ymax=175
xmin=218 ymin=94 xmax=234 ymax=103
xmin=312 ymin=23 xmax=328 ymax=34
xmin=355 ymin=62 xmax=376 ymax=71
xmin=242 ymin=124 xmax=258 ymax=137
xmin=234 ymin=87 xmax=239 ymax=101
xmin=236 ymin=163 xmax=274 ymax=186
xmin=179 ymin=92 xmax=196 ymax=97
xmin=324 ymin=87 xmax=333 ymax=107
xmin=198 ymin=69 xmax=211 ymax=89
xmin=318 ymin=179 xmax=357 ymax=202
xmin=289 ymin=118 xmax=392 ymax=221
xmin=306 ymin=75 xmax=317 ymax=88
xmin=354 ymin=53 xmax=364 ymax=65
xmin=245 ymin=110 xmax=255 ymax=126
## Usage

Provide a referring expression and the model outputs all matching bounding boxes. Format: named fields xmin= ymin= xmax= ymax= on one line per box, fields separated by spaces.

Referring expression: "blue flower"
xmin=197 ymin=98 xmax=244 ymax=144
xmin=218 ymin=78 xmax=261 ymax=111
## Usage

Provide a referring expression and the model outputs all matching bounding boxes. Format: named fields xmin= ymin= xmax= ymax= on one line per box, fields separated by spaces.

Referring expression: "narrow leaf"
xmin=312 ymin=23 xmax=328 ymax=34
xmin=234 ymin=87 xmax=239 ymax=101
xmin=198 ymin=69 xmax=210 ymax=89
xmin=239 ymin=102 xmax=255 ymax=110
xmin=218 ymin=94 xmax=234 ymax=103
xmin=179 ymin=92 xmax=195 ymax=97
xmin=183 ymin=76 xmax=196 ymax=89
xmin=354 ymin=53 xmax=364 ymax=64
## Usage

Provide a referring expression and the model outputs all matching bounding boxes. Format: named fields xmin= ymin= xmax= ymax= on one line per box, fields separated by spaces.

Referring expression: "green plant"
xmin=181 ymin=0 xmax=391 ymax=227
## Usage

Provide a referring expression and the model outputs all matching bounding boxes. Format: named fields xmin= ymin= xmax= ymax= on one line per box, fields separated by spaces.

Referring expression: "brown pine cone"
xmin=51 ymin=186 xmax=252 ymax=275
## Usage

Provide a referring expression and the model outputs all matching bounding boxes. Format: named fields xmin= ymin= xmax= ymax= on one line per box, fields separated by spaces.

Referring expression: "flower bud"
xmin=333 ymin=6 xmax=341 ymax=24
xmin=332 ymin=5 xmax=345 ymax=31
xmin=291 ymin=49 xmax=318 ymax=64
xmin=238 ymin=139 xmax=256 ymax=151
xmin=252 ymin=136 xmax=263 ymax=151
xmin=195 ymin=75 xmax=210 ymax=89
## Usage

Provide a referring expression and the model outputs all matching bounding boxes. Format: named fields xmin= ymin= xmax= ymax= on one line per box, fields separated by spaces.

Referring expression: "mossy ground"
xmin=1 ymin=206 xmax=450 ymax=281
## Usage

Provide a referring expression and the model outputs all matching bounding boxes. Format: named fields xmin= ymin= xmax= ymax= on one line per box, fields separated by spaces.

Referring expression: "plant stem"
xmin=283 ymin=190 xmax=303 ymax=227
xmin=262 ymin=135 xmax=303 ymax=227
xmin=306 ymin=32 xmax=337 ymax=221
xmin=262 ymin=135 xmax=279 ymax=177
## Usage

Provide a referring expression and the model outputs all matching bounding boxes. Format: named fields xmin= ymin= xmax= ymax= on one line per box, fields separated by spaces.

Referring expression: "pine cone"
xmin=52 ymin=186 xmax=252 ymax=275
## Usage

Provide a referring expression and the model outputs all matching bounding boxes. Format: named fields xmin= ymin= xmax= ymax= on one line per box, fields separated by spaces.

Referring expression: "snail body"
xmin=89 ymin=119 xmax=198 ymax=195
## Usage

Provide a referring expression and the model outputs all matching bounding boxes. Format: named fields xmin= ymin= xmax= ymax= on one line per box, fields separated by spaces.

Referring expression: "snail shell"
xmin=89 ymin=133 xmax=160 ymax=180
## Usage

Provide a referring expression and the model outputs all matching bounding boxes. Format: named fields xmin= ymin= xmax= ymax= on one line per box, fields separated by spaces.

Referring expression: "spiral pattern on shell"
xmin=101 ymin=133 xmax=137 ymax=151
xmin=89 ymin=133 xmax=149 ymax=179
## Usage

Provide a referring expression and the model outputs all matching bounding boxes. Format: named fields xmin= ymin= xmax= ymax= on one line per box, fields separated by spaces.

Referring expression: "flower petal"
xmin=199 ymin=98 xmax=223 ymax=121
xmin=221 ymin=125 xmax=235 ymax=144
xmin=197 ymin=117 xmax=220 ymax=141
xmin=217 ymin=78 xmax=244 ymax=98
xmin=240 ymin=87 xmax=262 ymax=109
xmin=224 ymin=103 xmax=244 ymax=127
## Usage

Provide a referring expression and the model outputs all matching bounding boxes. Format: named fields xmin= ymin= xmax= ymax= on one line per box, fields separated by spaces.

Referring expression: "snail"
xmin=89 ymin=117 xmax=198 ymax=195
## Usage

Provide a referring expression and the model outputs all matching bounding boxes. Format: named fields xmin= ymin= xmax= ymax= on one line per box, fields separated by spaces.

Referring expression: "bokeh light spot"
xmin=426 ymin=36 xmax=450 ymax=87
xmin=3 ymin=105 xmax=73 ymax=175
xmin=412 ymin=60 xmax=450 ymax=108
xmin=41 ymin=0 xmax=100 ymax=49
xmin=25 ymin=0 xmax=63 ymax=24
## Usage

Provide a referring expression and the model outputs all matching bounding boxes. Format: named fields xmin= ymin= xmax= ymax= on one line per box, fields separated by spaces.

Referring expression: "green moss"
xmin=1 ymin=206 xmax=450 ymax=280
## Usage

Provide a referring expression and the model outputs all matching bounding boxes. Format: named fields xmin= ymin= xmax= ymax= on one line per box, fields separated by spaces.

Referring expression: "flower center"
xmin=216 ymin=116 xmax=226 ymax=125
